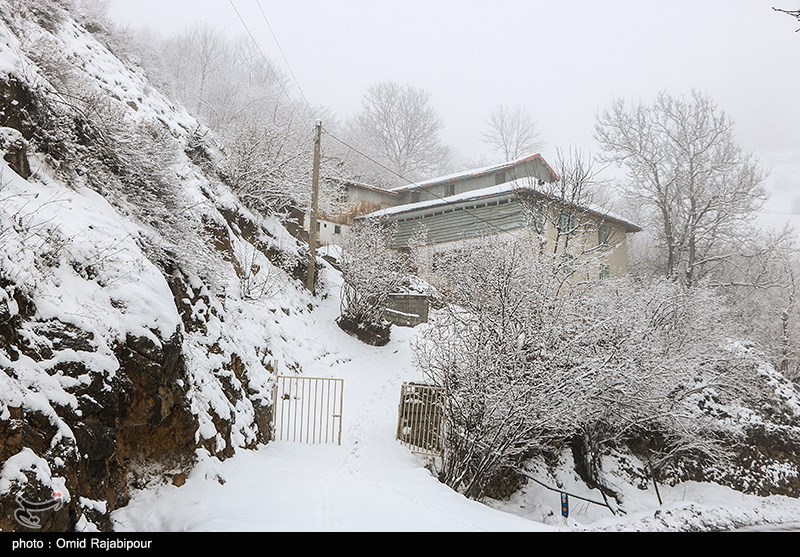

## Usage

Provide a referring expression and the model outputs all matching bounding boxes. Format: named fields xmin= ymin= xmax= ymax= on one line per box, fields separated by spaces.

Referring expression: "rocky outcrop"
xmin=0 ymin=280 xmax=197 ymax=531
xmin=0 ymin=127 xmax=31 ymax=179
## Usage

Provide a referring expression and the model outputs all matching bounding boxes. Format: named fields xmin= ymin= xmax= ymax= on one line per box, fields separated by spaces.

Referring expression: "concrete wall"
xmin=385 ymin=293 xmax=430 ymax=327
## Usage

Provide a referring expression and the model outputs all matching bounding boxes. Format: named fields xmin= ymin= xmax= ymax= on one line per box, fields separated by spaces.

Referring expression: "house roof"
xmin=323 ymin=176 xmax=401 ymax=196
xmin=359 ymin=179 xmax=642 ymax=232
xmin=387 ymin=153 xmax=560 ymax=193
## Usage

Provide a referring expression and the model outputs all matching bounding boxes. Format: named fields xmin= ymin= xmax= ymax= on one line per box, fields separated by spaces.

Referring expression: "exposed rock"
xmin=336 ymin=315 xmax=390 ymax=346
xmin=113 ymin=331 xmax=197 ymax=466
xmin=0 ymin=126 xmax=31 ymax=178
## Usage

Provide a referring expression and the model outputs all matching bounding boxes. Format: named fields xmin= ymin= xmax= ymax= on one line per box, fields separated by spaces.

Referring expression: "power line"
xmin=228 ymin=2 xmax=530 ymax=240
xmin=227 ymin=0 xmax=305 ymax=121
xmin=321 ymin=127 xmax=524 ymax=240
xmin=255 ymin=0 xmax=314 ymax=115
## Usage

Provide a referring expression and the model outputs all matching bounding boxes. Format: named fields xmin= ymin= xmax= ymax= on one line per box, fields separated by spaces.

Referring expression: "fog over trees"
xmin=481 ymin=104 xmax=544 ymax=162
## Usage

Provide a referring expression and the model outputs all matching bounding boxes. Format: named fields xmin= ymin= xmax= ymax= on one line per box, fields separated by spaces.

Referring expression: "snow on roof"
xmin=324 ymin=176 xmax=400 ymax=196
xmin=388 ymin=153 xmax=559 ymax=193
xmin=364 ymin=182 xmax=521 ymax=217
xmin=360 ymin=179 xmax=642 ymax=232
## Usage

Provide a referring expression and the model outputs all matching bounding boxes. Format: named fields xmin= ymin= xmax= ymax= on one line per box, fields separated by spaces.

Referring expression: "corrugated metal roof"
xmin=357 ymin=179 xmax=642 ymax=233
xmin=387 ymin=153 xmax=559 ymax=193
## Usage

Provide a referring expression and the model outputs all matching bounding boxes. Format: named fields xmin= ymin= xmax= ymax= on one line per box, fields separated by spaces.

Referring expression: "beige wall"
xmin=539 ymin=205 xmax=630 ymax=279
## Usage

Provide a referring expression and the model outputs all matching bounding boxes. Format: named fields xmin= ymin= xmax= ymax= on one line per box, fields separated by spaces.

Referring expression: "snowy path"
xmin=112 ymin=271 xmax=546 ymax=532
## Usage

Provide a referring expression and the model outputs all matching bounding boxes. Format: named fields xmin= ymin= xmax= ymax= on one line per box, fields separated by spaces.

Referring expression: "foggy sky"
xmin=107 ymin=0 xmax=800 ymax=228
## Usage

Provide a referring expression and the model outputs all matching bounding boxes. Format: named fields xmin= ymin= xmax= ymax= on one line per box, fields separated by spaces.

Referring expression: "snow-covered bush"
xmin=414 ymin=233 xmax=590 ymax=498
xmin=337 ymin=219 xmax=408 ymax=345
xmin=414 ymin=232 xmax=762 ymax=501
xmin=572 ymin=277 xmax=759 ymax=499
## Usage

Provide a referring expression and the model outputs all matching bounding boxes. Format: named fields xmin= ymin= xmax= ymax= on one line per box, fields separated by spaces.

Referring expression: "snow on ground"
xmin=112 ymin=263 xmax=544 ymax=532
xmin=111 ymin=261 xmax=800 ymax=532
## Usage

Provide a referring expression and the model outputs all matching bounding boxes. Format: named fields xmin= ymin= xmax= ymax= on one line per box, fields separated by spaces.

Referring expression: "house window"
xmin=445 ymin=184 xmax=455 ymax=196
xmin=495 ymin=171 xmax=506 ymax=185
xmin=600 ymin=264 xmax=611 ymax=280
xmin=598 ymin=223 xmax=610 ymax=245
xmin=334 ymin=225 xmax=342 ymax=234
xmin=315 ymin=222 xmax=321 ymax=232
xmin=559 ymin=211 xmax=575 ymax=234
xmin=527 ymin=206 xmax=545 ymax=233
xmin=561 ymin=252 xmax=577 ymax=273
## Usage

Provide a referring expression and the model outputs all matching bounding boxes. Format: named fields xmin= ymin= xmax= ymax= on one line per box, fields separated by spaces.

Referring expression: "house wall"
xmin=409 ymin=173 xmax=499 ymax=203
xmin=347 ymin=186 xmax=398 ymax=209
xmin=539 ymin=205 xmax=630 ymax=278
xmin=302 ymin=213 xmax=350 ymax=246
xmin=326 ymin=187 xmax=399 ymax=226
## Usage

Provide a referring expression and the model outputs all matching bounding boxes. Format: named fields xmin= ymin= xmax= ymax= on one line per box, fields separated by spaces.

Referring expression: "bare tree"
xmin=773 ymin=7 xmax=800 ymax=31
xmin=595 ymin=90 xmax=768 ymax=287
xmin=480 ymin=104 xmax=544 ymax=161
xmin=351 ymin=81 xmax=450 ymax=182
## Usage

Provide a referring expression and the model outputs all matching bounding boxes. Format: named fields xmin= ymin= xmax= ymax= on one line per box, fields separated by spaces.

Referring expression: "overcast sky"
xmin=107 ymin=0 xmax=800 ymax=228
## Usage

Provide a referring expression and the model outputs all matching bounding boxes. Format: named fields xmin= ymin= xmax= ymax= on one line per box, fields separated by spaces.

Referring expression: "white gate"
xmin=271 ymin=375 xmax=344 ymax=445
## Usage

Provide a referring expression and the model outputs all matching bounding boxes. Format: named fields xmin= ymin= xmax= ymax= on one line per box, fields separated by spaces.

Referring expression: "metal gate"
xmin=396 ymin=382 xmax=445 ymax=456
xmin=271 ymin=375 xmax=344 ymax=445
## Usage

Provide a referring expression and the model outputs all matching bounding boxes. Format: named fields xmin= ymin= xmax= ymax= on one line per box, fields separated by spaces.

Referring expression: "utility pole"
xmin=305 ymin=120 xmax=322 ymax=294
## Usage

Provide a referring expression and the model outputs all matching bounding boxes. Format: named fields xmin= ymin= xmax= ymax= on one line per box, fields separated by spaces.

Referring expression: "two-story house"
xmin=306 ymin=152 xmax=641 ymax=277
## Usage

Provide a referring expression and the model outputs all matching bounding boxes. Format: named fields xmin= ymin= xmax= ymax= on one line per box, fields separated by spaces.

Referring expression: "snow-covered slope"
xmin=112 ymin=271 xmax=800 ymax=532
xmin=0 ymin=0 xmax=317 ymax=531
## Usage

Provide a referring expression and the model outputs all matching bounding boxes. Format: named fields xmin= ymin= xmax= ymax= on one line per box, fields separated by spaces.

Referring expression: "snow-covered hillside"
xmin=0 ymin=0 xmax=318 ymax=531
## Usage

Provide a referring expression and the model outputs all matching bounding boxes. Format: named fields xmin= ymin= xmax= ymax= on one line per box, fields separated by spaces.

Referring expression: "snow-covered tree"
xmin=350 ymin=81 xmax=451 ymax=183
xmin=337 ymin=219 xmax=409 ymax=345
xmin=413 ymin=234 xmax=593 ymax=498
xmin=714 ymin=229 xmax=800 ymax=381
xmin=594 ymin=90 xmax=768 ymax=287
xmin=414 ymin=232 xmax=762 ymax=501
xmin=480 ymin=104 xmax=543 ymax=161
